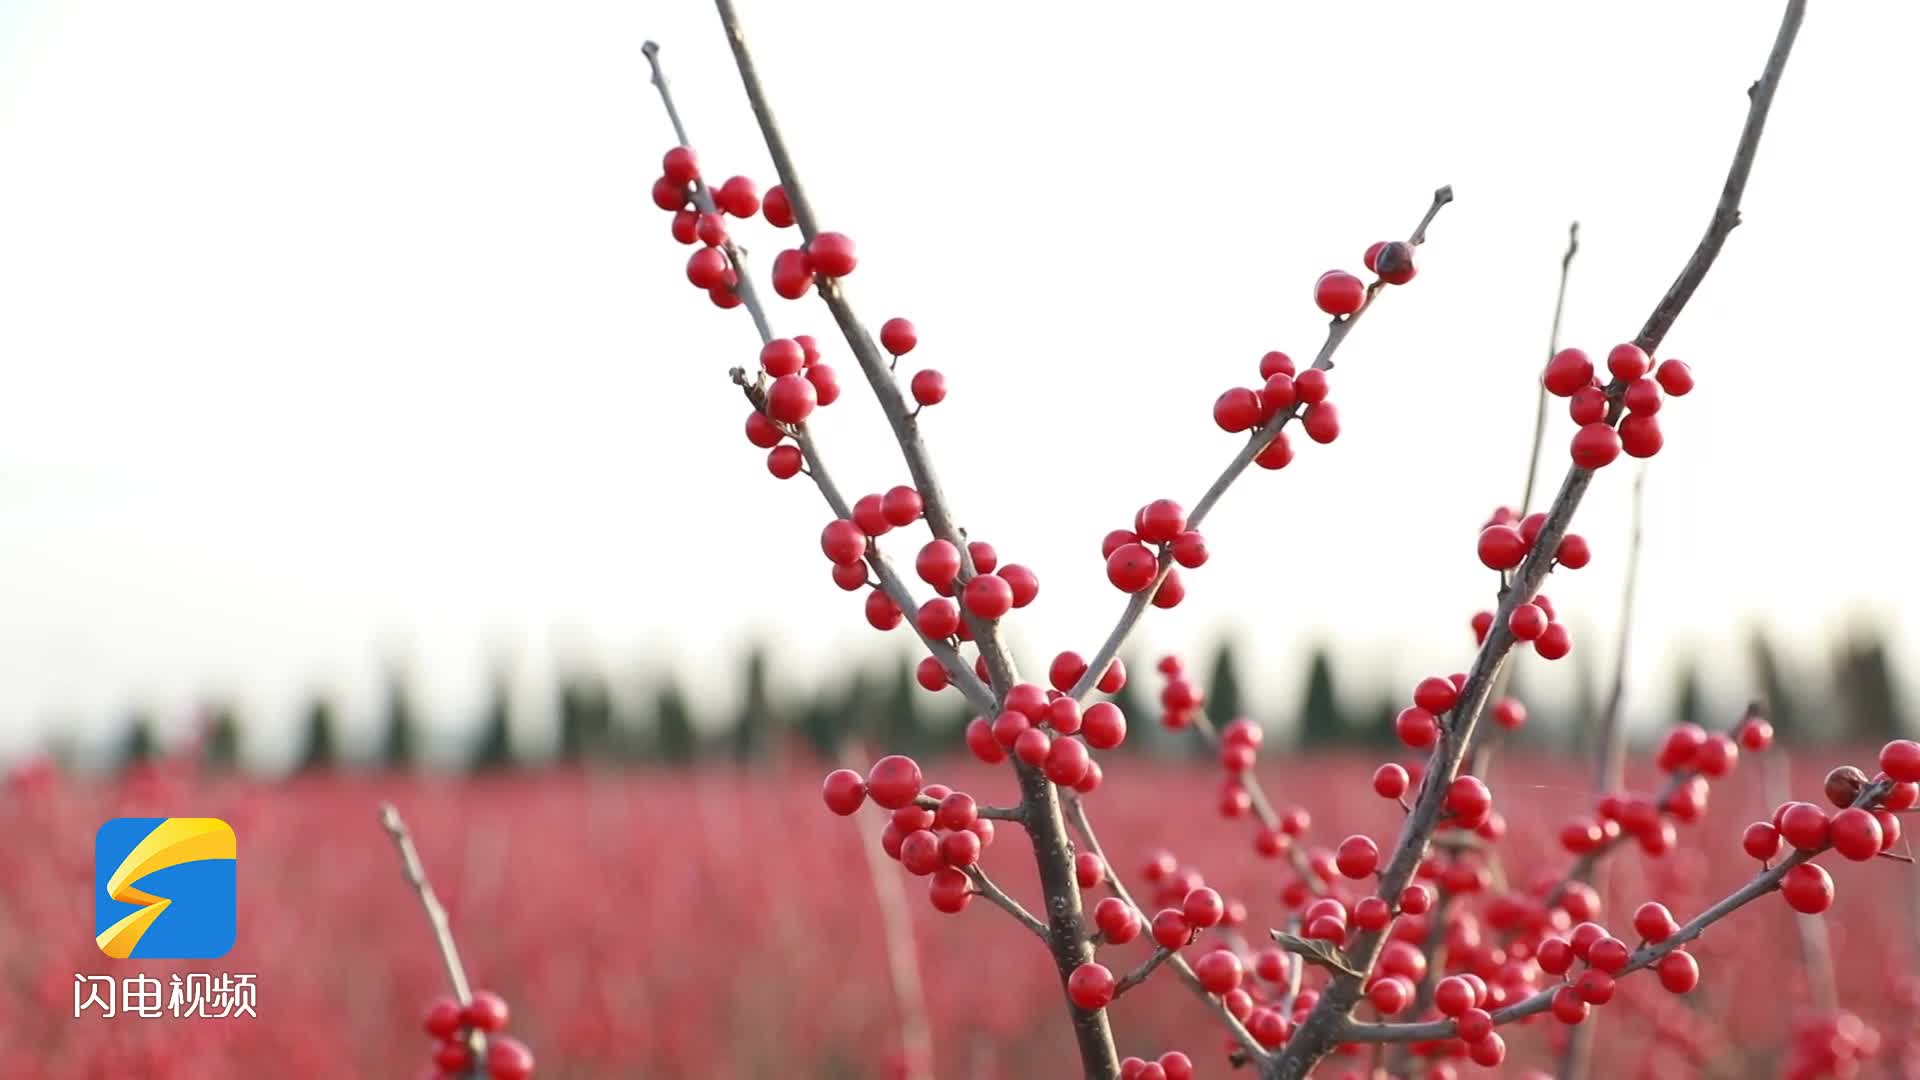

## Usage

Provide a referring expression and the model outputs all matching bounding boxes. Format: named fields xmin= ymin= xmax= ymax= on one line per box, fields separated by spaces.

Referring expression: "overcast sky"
xmin=1 ymin=0 xmax=1912 ymax=767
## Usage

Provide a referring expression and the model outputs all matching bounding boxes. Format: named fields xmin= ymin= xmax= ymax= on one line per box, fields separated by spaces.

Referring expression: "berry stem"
xmin=378 ymin=802 xmax=488 ymax=1079
xmin=961 ymin=865 xmax=1050 ymax=940
xmin=1271 ymin=3 xmax=1808 ymax=1075
xmin=1112 ymin=946 xmax=1175 ymax=999
xmin=1066 ymin=185 xmax=1454 ymax=706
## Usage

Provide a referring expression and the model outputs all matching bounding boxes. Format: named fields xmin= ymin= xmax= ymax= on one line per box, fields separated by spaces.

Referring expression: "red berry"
xmin=1551 ymin=985 xmax=1590 ymax=1024
xmin=1655 ymin=358 xmax=1694 ymax=396
xmin=695 ymin=211 xmax=728 ymax=247
xmin=936 ymin=792 xmax=977 ymax=831
xmin=1657 ymin=724 xmax=1707 ymax=772
xmin=963 ymin=716 xmax=1002 ymax=760
xmin=1314 ymin=270 xmax=1366 ymax=315
xmin=1294 ymin=369 xmax=1330 ymax=404
xmin=762 ymin=184 xmax=794 ymax=228
xmin=1395 ymin=707 xmax=1438 ymax=749
xmin=1492 ymin=697 xmax=1527 ymax=729
xmin=1151 ymin=908 xmax=1191 ymax=950
xmin=464 ymin=991 xmax=510 ymax=1032
xmin=652 ymin=175 xmax=689 ymax=211
xmin=1470 ymin=610 xmax=1494 ymax=643
xmin=1095 ymin=897 xmax=1140 ymax=944
xmin=1253 ymin=431 xmax=1295 ymax=469
xmin=1477 ymin=525 xmax=1528 ymax=570
xmin=1214 ymin=388 xmax=1263 ymax=433
xmin=1742 ymin=820 xmax=1781 ymax=861
xmin=1044 ymin=735 xmax=1091 ymax=786
xmin=1571 ymin=423 xmax=1622 ymax=469
xmin=1619 ymin=413 xmax=1663 ymax=458
xmin=670 ymin=207 xmax=699 ymax=244
xmin=1260 ymin=351 xmax=1296 ymax=379
xmin=486 ymin=1036 xmax=535 ymax=1080
xmin=1739 ymin=715 xmax=1774 ymax=751
xmin=1543 ymin=348 xmax=1594 ymax=397
xmin=1367 ymin=976 xmax=1412 ymax=1015
xmin=1013 ymin=726 xmax=1051 ymax=767
xmin=771 ymin=248 xmax=813 ymax=299
xmin=1336 ymin=834 xmax=1379 ymax=879
xmin=1780 ymin=802 xmax=1831 ymax=850
xmin=1414 ymin=676 xmax=1458 ymax=714
xmin=1006 ymin=682 xmax=1049 ymax=721
xmin=809 ymin=232 xmax=857 ymax=277
xmin=1587 ymin=936 xmax=1630 ymax=973
xmin=1607 ymin=342 xmax=1650 ymax=381
xmin=1261 ymin=373 xmax=1297 ymax=415
xmin=1097 ymin=658 xmax=1127 ymax=693
xmin=1434 ymin=976 xmax=1475 ymax=1017
xmin=864 ymin=589 xmax=902 ymax=630
xmin=1445 ymin=776 xmax=1492 ymax=828
xmin=910 ymin=369 xmax=946 ymax=406
xmin=806 ymin=356 xmax=837 ymax=395
xmin=1194 ymin=949 xmax=1243 ymax=994
xmin=662 ymin=145 xmax=699 ymax=185
xmin=745 ymin=411 xmax=784 ymax=448
xmin=1656 ymin=950 xmax=1700 ymax=994
xmin=962 ymin=574 xmax=1013 ymax=619
xmin=1569 ymin=385 xmax=1608 ymax=425
xmin=1508 ymin=603 xmax=1547 ymax=640
xmin=767 ymin=373 xmax=818 ymax=424
xmin=1183 ymin=886 xmax=1225 ymax=929
xmin=716 ymin=175 xmax=759 ymax=217
xmin=916 ymin=540 xmax=962 ymax=589
xmin=1574 ymin=969 xmax=1615 ymax=1005
xmin=918 ymin=657 xmax=952 ymax=694
xmin=1399 ymin=884 xmax=1434 ymax=916
xmin=821 ymin=519 xmax=868 ymax=565
xmin=1534 ymin=623 xmax=1572 ymax=660
xmin=1373 ymin=763 xmax=1409 ymax=799
xmin=1374 ymin=241 xmax=1417 ymax=285
xmin=880 ymin=485 xmax=924 ymax=527
xmin=1624 ymin=377 xmax=1663 ymax=414
xmin=686 ymin=246 xmax=729 ymax=289
xmin=1170 ymin=531 xmax=1209 ymax=569
xmin=423 ymin=998 xmax=463 ymax=1039
xmin=1881 ymin=740 xmax=1920 ymax=782
xmin=1781 ymin=862 xmax=1834 ymax=914
xmin=1457 ymin=1007 xmax=1493 ymax=1043
xmin=1107 ymin=543 xmax=1159 ymax=593
xmin=916 ymin=598 xmax=960 ymax=639
xmin=1068 ymin=962 xmax=1116 ymax=1010
xmin=1082 ymin=703 xmax=1127 ymax=750
xmin=997 ymin=564 xmax=1039 ymax=608
xmin=1137 ymin=499 xmax=1188 ymax=544
xmin=880 ymin=318 xmax=917 ymax=355
xmin=760 ymin=338 xmax=805 ymax=377
xmin=1468 ymin=1034 xmax=1506 ymax=1068
xmin=1302 ymin=403 xmax=1340 ymax=444
xmin=822 ymin=769 xmax=867 ymax=815
xmin=1830 ymin=807 xmax=1883 ymax=861
xmin=866 ymin=755 xmax=922 ymax=809
xmin=1537 ymin=937 xmax=1574 ymax=975
xmin=1633 ymin=901 xmax=1678 ymax=943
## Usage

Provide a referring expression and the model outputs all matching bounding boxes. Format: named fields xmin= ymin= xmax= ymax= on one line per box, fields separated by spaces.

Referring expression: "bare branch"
xmin=962 ymin=866 xmax=1050 ymax=941
xmin=1520 ymin=222 xmax=1580 ymax=515
xmin=1272 ymin=4 xmax=1808 ymax=1075
xmin=379 ymin=803 xmax=487 ymax=1075
xmin=1113 ymin=947 xmax=1176 ymax=998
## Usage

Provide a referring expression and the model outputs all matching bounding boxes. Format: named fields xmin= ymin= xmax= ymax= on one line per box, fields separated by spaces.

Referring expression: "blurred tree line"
xmin=105 ymin=626 xmax=1908 ymax=773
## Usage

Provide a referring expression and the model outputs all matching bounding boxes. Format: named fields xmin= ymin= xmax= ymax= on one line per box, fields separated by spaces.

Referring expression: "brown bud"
xmin=1824 ymin=765 xmax=1870 ymax=809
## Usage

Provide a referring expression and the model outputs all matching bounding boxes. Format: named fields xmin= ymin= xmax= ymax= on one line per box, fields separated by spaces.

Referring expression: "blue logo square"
xmin=94 ymin=817 xmax=237 ymax=960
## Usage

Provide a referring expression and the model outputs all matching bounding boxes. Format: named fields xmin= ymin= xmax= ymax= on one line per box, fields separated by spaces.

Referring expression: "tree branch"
xmin=1270 ymin=3 xmax=1808 ymax=1075
xmin=1067 ymin=185 xmax=1453 ymax=706
xmin=1520 ymin=222 xmax=1580 ymax=515
xmin=962 ymin=865 xmax=1051 ymax=941
xmin=380 ymin=803 xmax=487 ymax=1078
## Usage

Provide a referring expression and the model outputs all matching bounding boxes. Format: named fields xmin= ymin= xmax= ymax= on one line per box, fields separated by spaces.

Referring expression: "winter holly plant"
xmin=634 ymin=2 xmax=1908 ymax=1078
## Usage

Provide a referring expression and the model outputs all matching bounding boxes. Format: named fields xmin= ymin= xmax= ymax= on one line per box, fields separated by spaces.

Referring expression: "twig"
xmin=1113 ymin=947 xmax=1176 ymax=998
xmin=1559 ymin=463 xmax=1646 ymax=1080
xmin=1521 ymin=222 xmax=1580 ymax=515
xmin=1064 ymin=795 xmax=1270 ymax=1064
xmin=963 ymin=866 xmax=1050 ymax=941
xmin=644 ymin=40 xmax=996 ymax=715
xmin=848 ymin=748 xmax=936 ymax=1080
xmin=1067 ymin=186 xmax=1453 ymax=706
xmin=379 ymin=803 xmax=486 ymax=1077
xmin=1271 ymin=4 xmax=1807 ymax=1075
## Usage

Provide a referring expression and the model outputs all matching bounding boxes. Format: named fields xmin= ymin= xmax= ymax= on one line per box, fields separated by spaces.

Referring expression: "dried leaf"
xmin=1268 ymin=930 xmax=1365 ymax=979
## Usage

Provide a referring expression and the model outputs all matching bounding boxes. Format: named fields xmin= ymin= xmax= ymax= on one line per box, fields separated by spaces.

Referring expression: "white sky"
xmin=1 ymin=1 xmax=1913 ymax=766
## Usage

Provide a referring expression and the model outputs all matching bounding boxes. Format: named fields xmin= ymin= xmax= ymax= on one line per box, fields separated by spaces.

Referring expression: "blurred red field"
xmin=2 ymin=750 xmax=1916 ymax=1078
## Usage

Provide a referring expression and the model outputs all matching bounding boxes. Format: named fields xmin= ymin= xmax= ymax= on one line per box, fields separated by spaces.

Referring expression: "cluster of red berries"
xmin=957 ymin=673 xmax=1128 ymax=787
xmin=742 ymin=334 xmax=840 ymax=458
xmin=1542 ymin=342 xmax=1694 ymax=469
xmin=1212 ymin=350 xmax=1339 ymax=458
xmin=1738 ymin=741 xmax=1920 ymax=913
xmin=1554 ymin=711 xmax=1773 ymax=862
xmin=1783 ymin=1010 xmax=1883 ymax=1080
xmin=821 ymin=756 xmax=999 ymax=913
xmin=650 ymin=144 xmax=860 ymax=310
xmin=1471 ymin=503 xmax=1592 ymax=657
xmin=1312 ymin=237 xmax=1419 ymax=319
xmin=1100 ymin=499 xmax=1203 ymax=604
xmin=1117 ymin=1051 xmax=1197 ymax=1080
xmin=419 ymin=991 xmax=534 ymax=1080
xmin=878 ymin=317 xmax=947 ymax=409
